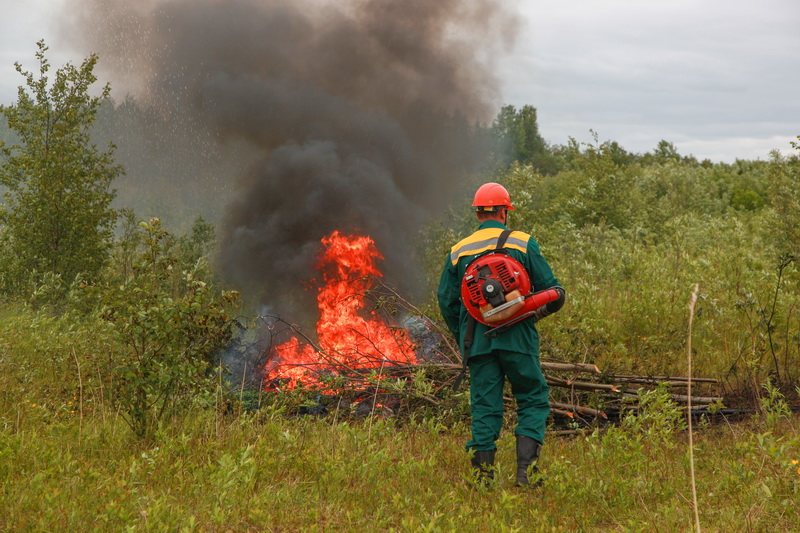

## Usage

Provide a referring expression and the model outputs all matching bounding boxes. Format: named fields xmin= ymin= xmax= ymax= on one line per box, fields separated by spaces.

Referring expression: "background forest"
xmin=1 ymin=45 xmax=799 ymax=531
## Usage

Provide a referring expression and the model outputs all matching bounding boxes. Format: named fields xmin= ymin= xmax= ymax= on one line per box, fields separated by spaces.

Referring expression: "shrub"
xmin=95 ymin=218 xmax=239 ymax=438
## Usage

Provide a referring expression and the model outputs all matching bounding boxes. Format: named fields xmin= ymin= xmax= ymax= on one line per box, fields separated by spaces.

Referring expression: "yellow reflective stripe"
xmin=449 ymin=228 xmax=529 ymax=265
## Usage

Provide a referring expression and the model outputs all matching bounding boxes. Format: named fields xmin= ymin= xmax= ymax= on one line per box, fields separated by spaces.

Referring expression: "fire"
xmin=265 ymin=231 xmax=417 ymax=390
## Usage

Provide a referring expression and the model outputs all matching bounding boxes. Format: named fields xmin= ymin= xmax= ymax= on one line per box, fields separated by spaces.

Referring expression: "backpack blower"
xmin=460 ymin=249 xmax=562 ymax=336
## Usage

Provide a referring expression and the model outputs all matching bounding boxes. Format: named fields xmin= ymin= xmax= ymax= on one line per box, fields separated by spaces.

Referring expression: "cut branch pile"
xmin=423 ymin=358 xmax=723 ymax=431
xmin=539 ymin=359 xmax=723 ymax=429
xmin=246 ymin=280 xmax=726 ymax=427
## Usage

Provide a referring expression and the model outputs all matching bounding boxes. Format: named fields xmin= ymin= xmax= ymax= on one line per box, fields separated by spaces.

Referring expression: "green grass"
xmin=1 ymin=404 xmax=799 ymax=532
xmin=2 ymin=288 xmax=800 ymax=531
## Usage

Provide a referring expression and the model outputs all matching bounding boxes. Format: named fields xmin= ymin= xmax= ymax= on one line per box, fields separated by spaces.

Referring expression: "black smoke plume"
xmin=60 ymin=0 xmax=519 ymax=321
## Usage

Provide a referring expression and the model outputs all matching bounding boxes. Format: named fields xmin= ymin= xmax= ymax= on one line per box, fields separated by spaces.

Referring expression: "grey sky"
xmin=2 ymin=0 xmax=798 ymax=162
xmin=499 ymin=0 xmax=800 ymax=162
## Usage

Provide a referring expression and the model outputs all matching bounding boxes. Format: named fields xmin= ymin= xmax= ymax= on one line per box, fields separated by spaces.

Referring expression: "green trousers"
xmin=466 ymin=350 xmax=550 ymax=451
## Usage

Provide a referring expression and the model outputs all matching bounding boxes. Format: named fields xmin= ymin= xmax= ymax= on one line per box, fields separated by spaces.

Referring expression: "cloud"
xmin=2 ymin=0 xmax=798 ymax=165
xmin=0 ymin=1 xmax=71 ymax=101
xmin=501 ymin=0 xmax=800 ymax=161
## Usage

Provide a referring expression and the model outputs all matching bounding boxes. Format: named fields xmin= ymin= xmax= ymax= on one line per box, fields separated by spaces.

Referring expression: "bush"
xmin=94 ymin=218 xmax=239 ymax=438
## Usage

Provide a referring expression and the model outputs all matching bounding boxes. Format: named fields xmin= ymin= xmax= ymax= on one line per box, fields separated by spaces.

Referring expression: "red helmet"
xmin=472 ymin=182 xmax=515 ymax=211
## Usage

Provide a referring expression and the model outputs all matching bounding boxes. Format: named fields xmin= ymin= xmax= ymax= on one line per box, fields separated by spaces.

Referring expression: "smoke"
xmin=60 ymin=0 xmax=519 ymax=321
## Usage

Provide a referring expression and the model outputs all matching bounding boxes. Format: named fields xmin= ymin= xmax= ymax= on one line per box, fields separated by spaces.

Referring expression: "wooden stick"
xmin=551 ymin=429 xmax=582 ymax=436
xmin=546 ymin=375 xmax=620 ymax=393
xmin=550 ymin=428 xmax=608 ymax=437
xmin=620 ymin=391 xmax=720 ymax=405
xmin=607 ymin=378 xmax=706 ymax=388
xmin=550 ymin=400 xmax=608 ymax=419
xmin=541 ymin=361 xmax=602 ymax=374
xmin=549 ymin=408 xmax=574 ymax=418
xmin=410 ymin=361 xmax=604 ymax=375
xmin=670 ymin=393 xmax=722 ymax=405
xmin=605 ymin=374 xmax=718 ymax=384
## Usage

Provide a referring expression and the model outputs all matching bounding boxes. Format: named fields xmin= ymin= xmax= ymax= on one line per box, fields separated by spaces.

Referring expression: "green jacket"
xmin=437 ymin=220 xmax=559 ymax=358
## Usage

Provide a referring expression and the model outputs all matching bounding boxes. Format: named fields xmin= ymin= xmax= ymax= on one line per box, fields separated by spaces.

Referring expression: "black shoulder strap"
xmin=495 ymin=229 xmax=512 ymax=250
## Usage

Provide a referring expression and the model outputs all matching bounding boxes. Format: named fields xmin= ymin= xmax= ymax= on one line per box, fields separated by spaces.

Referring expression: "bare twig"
xmin=541 ymin=361 xmax=601 ymax=374
xmin=374 ymin=279 xmax=461 ymax=363
xmin=367 ymin=360 xmax=386 ymax=442
xmin=550 ymin=400 xmax=607 ymax=419
xmin=546 ymin=375 xmax=621 ymax=393
xmin=669 ymin=393 xmax=722 ymax=405
xmin=605 ymin=374 xmax=718 ymax=384
xmin=687 ymin=283 xmax=701 ymax=533
xmin=93 ymin=358 xmax=107 ymax=427
xmin=240 ymin=362 xmax=247 ymax=414
xmin=72 ymin=348 xmax=83 ymax=446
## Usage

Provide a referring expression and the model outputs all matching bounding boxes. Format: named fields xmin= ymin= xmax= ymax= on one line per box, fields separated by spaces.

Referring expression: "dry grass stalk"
xmin=687 ymin=283 xmax=702 ymax=533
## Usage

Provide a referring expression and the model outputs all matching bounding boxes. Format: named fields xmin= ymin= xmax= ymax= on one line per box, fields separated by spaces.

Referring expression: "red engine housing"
xmin=461 ymin=252 xmax=559 ymax=326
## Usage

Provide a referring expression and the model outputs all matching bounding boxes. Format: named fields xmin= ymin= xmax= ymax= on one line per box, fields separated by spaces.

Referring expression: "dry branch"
xmin=550 ymin=401 xmax=608 ymax=419
xmin=541 ymin=361 xmax=601 ymax=374
xmin=620 ymin=392 xmax=722 ymax=406
xmin=546 ymin=375 xmax=621 ymax=393
xmin=605 ymin=379 xmax=702 ymax=388
xmin=605 ymin=374 xmax=718 ymax=384
xmin=669 ymin=393 xmax=723 ymax=405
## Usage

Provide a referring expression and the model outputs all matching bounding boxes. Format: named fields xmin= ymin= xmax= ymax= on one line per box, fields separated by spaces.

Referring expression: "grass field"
xmin=2 ymin=400 xmax=799 ymax=532
xmin=1 ymin=278 xmax=800 ymax=531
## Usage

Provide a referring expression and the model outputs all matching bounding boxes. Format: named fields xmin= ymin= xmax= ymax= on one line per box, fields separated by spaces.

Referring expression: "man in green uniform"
xmin=437 ymin=182 xmax=565 ymax=486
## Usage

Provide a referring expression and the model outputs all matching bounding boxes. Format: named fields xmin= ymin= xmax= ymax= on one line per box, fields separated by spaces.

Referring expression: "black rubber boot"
xmin=515 ymin=435 xmax=542 ymax=487
xmin=470 ymin=449 xmax=496 ymax=485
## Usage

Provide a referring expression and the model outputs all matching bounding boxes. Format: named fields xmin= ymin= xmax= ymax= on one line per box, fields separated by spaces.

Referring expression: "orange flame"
xmin=265 ymin=231 xmax=417 ymax=390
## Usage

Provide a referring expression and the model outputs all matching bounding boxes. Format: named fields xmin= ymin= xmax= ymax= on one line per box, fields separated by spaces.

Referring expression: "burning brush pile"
xmin=261 ymin=231 xmax=423 ymax=391
xmin=248 ymin=230 xmax=460 ymax=417
xmin=251 ymin=231 xmax=724 ymax=428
